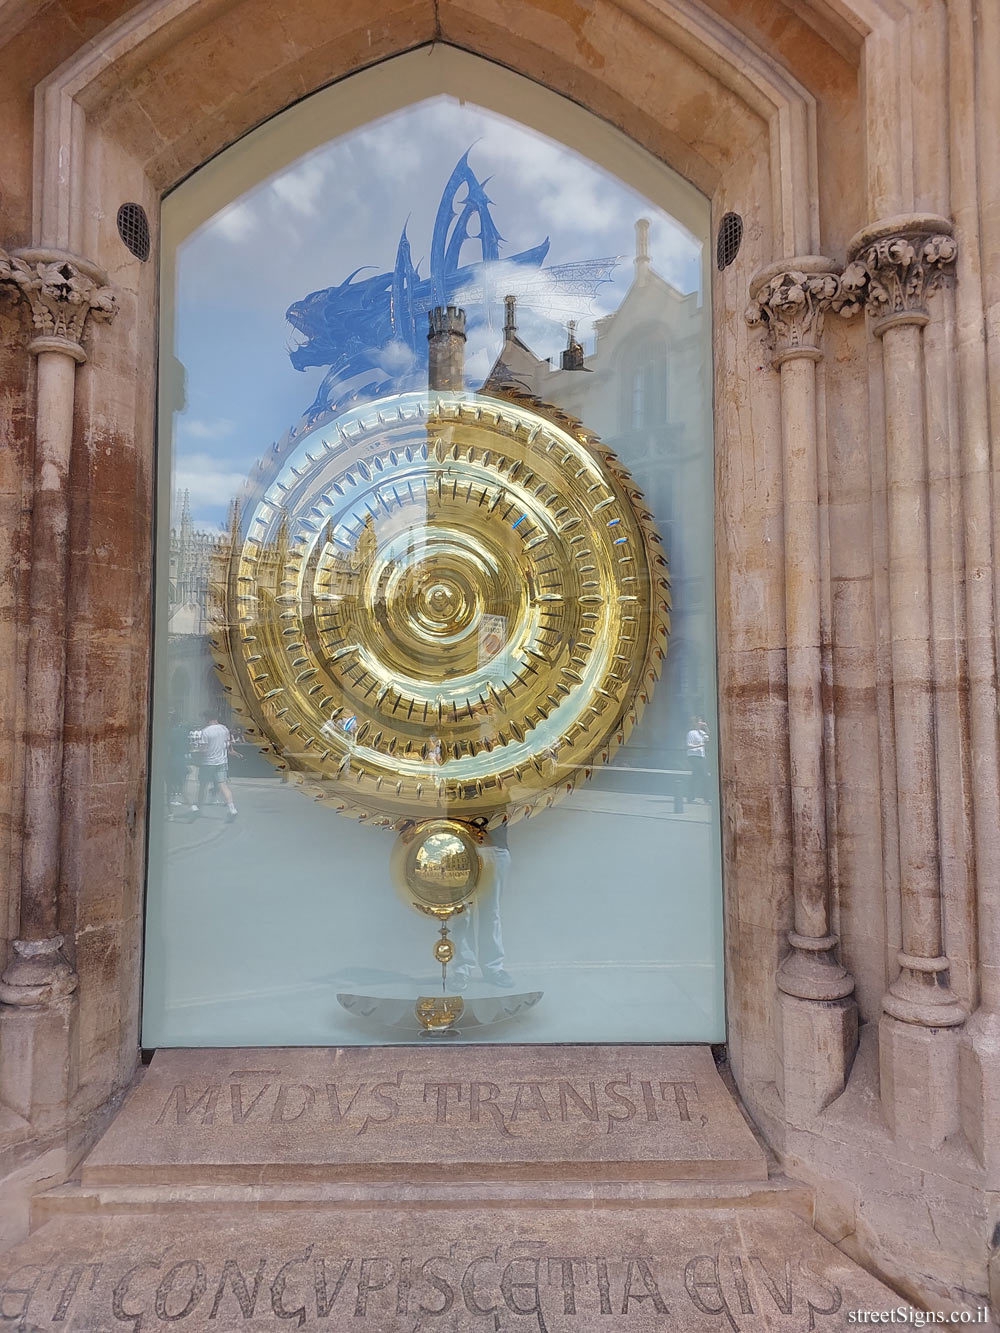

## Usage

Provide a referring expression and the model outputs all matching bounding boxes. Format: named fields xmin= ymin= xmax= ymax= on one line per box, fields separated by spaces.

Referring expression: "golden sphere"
xmin=433 ymin=936 xmax=455 ymax=964
xmin=391 ymin=819 xmax=484 ymax=918
xmin=413 ymin=830 xmax=478 ymax=900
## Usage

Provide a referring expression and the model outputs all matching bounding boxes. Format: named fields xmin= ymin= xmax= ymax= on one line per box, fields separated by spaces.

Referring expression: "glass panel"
xmin=145 ymin=51 xmax=722 ymax=1046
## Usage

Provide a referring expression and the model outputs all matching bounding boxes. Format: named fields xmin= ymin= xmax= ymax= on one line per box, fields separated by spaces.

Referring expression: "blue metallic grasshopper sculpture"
xmin=285 ymin=151 xmax=617 ymax=417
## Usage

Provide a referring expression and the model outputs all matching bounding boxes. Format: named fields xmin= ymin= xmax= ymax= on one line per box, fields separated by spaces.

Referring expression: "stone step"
xmin=32 ymin=1173 xmax=815 ymax=1229
xmin=0 ymin=1204 xmax=902 ymax=1330
xmin=82 ymin=1045 xmax=768 ymax=1187
xmin=1 ymin=1045 xmax=909 ymax=1328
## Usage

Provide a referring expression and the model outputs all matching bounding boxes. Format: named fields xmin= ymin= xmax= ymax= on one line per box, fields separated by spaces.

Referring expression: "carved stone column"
xmin=746 ymin=258 xmax=858 ymax=1124
xmin=949 ymin=0 xmax=1000 ymax=1178
xmin=0 ymin=248 xmax=116 ymax=1126
xmin=844 ymin=217 xmax=965 ymax=1146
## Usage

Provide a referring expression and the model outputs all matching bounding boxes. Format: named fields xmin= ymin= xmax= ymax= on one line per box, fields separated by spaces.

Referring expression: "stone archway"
xmin=6 ymin=0 xmax=827 ymax=1104
xmin=0 ymin=0 xmax=997 ymax=1315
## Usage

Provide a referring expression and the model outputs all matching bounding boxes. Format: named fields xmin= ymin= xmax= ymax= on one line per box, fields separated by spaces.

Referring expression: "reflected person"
xmin=166 ymin=710 xmax=189 ymax=811
xmin=686 ymin=715 xmax=710 ymax=804
xmin=450 ymin=819 xmax=513 ymax=989
xmin=190 ymin=711 xmax=239 ymax=822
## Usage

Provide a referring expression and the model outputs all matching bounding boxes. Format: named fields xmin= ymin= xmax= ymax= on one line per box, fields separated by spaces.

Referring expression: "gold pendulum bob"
xmin=391 ymin=817 xmax=493 ymax=1030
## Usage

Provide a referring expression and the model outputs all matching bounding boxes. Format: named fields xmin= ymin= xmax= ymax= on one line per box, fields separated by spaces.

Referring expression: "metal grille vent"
xmin=117 ymin=203 xmax=150 ymax=262
xmin=716 ymin=212 xmax=743 ymax=271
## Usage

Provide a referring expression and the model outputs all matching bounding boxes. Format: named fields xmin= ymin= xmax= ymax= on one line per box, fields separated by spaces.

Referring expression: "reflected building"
xmin=165 ymin=490 xmax=229 ymax=725
xmin=164 ymin=225 xmax=709 ymax=774
xmin=486 ymin=219 xmax=712 ymax=780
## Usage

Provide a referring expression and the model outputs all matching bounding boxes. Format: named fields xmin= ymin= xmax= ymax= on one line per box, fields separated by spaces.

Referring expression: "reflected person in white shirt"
xmin=686 ymin=715 xmax=710 ymax=804
xmin=190 ymin=712 xmax=238 ymax=822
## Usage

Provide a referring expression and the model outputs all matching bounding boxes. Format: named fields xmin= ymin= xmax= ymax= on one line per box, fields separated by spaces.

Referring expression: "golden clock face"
xmin=211 ymin=389 xmax=669 ymax=829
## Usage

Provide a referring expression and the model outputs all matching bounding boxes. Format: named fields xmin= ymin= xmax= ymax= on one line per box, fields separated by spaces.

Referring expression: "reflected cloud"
xmin=210 ymin=201 xmax=257 ymax=242
xmin=174 ymin=451 xmax=249 ymax=516
xmin=171 ymin=95 xmax=703 ymax=528
xmin=268 ymin=158 xmax=332 ymax=217
xmin=178 ymin=417 xmax=237 ymax=442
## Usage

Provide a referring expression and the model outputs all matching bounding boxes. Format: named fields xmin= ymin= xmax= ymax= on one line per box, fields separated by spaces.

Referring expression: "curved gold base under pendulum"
xmin=390 ymin=817 xmax=493 ymax=1031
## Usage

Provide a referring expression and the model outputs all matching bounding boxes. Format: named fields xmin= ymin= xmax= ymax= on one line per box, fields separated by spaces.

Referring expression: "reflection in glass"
xmin=146 ymin=77 xmax=722 ymax=1046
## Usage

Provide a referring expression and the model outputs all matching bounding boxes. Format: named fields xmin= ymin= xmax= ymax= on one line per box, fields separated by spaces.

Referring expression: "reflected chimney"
xmin=635 ymin=217 xmax=651 ymax=280
xmin=427 ymin=305 xmax=467 ymax=391
xmin=561 ymin=320 xmax=585 ymax=371
xmin=503 ymin=293 xmax=517 ymax=340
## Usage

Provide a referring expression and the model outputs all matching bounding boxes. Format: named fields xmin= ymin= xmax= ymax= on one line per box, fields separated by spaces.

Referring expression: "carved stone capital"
xmin=0 ymin=247 xmax=116 ymax=355
xmin=845 ymin=214 xmax=957 ymax=333
xmin=746 ymin=256 xmax=854 ymax=364
xmin=0 ymin=935 xmax=78 ymax=1008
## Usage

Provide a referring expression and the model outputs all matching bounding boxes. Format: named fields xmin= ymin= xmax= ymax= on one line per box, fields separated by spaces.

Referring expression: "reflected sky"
xmin=170 ymin=96 xmax=703 ymax=528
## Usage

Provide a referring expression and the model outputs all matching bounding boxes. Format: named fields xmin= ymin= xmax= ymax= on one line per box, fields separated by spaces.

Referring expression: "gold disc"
xmin=211 ymin=389 xmax=669 ymax=829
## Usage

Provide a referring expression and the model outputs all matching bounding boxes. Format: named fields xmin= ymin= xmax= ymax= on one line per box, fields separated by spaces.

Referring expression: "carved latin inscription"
xmin=0 ymin=1246 xmax=846 ymax=1329
xmin=152 ymin=1072 xmax=705 ymax=1138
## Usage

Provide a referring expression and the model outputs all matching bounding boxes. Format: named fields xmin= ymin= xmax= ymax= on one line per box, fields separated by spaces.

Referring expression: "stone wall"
xmin=0 ymin=0 xmax=997 ymax=1317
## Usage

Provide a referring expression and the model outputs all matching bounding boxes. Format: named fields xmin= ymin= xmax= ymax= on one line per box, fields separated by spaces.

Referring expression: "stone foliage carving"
xmin=745 ymin=269 xmax=856 ymax=354
xmin=842 ymin=233 xmax=957 ymax=323
xmin=746 ymin=233 xmax=957 ymax=351
xmin=0 ymin=247 xmax=116 ymax=347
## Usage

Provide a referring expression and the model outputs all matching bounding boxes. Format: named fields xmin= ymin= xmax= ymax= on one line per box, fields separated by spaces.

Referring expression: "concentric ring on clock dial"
xmin=212 ymin=390 xmax=669 ymax=829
